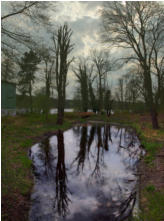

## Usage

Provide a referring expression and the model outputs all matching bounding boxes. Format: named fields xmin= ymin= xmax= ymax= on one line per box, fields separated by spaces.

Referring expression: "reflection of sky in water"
xmin=29 ymin=124 xmax=143 ymax=221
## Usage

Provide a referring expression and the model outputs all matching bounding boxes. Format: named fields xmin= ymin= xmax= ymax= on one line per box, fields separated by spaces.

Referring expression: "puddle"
xmin=29 ymin=124 xmax=144 ymax=221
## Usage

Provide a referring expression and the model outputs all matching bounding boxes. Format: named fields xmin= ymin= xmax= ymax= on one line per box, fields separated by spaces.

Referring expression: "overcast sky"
xmin=2 ymin=1 xmax=129 ymax=99
xmin=54 ymin=2 xmax=105 ymax=98
xmin=51 ymin=1 xmax=129 ymax=99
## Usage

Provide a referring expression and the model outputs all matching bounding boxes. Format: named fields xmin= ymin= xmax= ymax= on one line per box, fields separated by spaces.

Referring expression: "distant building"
xmin=1 ymin=81 xmax=16 ymax=116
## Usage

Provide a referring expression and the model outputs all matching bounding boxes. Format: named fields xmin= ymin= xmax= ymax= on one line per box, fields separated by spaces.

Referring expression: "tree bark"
xmin=45 ymin=80 xmax=50 ymax=120
xmin=99 ymin=76 xmax=103 ymax=114
xmin=57 ymin=94 xmax=64 ymax=125
xmin=144 ymin=70 xmax=159 ymax=129
xmin=29 ymin=80 xmax=33 ymax=113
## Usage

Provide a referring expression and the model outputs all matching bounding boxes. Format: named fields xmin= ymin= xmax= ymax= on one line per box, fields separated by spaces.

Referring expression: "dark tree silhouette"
xmin=73 ymin=126 xmax=88 ymax=172
xmin=52 ymin=24 xmax=74 ymax=124
xmin=88 ymin=126 xmax=96 ymax=152
xmin=101 ymin=2 xmax=164 ymax=129
xmin=91 ymin=50 xmax=110 ymax=114
xmin=55 ymin=130 xmax=70 ymax=217
xmin=38 ymin=46 xmax=55 ymax=119
xmin=18 ymin=50 xmax=40 ymax=112
xmin=73 ymin=59 xmax=89 ymax=112
xmin=104 ymin=90 xmax=113 ymax=117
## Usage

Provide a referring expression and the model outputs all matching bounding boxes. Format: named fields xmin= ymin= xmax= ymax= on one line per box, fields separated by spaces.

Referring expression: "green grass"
xmin=131 ymin=123 xmax=163 ymax=166
xmin=134 ymin=188 xmax=164 ymax=221
xmin=142 ymin=190 xmax=164 ymax=221
xmin=145 ymin=184 xmax=156 ymax=192
xmin=142 ymin=141 xmax=162 ymax=165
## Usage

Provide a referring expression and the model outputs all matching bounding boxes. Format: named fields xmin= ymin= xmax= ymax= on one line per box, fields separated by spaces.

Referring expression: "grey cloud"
xmin=79 ymin=1 xmax=103 ymax=10
xmin=69 ymin=16 xmax=101 ymax=56
xmin=2 ymin=1 xmax=127 ymax=99
xmin=70 ymin=16 xmax=100 ymax=35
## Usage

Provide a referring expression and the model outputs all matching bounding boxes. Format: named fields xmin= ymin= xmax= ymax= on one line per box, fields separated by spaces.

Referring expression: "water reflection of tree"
xmin=91 ymin=126 xmax=104 ymax=177
xmin=32 ymin=125 xmax=140 ymax=220
xmin=90 ymin=125 xmax=112 ymax=177
xmin=73 ymin=125 xmax=138 ymax=220
xmin=34 ymin=132 xmax=70 ymax=219
xmin=118 ymin=127 xmax=138 ymax=150
xmin=55 ymin=130 xmax=70 ymax=217
xmin=118 ymin=190 xmax=136 ymax=220
xmin=103 ymin=125 xmax=112 ymax=150
xmin=94 ymin=189 xmax=136 ymax=221
xmin=73 ymin=126 xmax=88 ymax=172
xmin=72 ymin=125 xmax=140 ymax=176
xmin=116 ymin=127 xmax=141 ymax=167
xmin=39 ymin=136 xmax=52 ymax=178
xmin=88 ymin=126 xmax=96 ymax=152
xmin=40 ymin=131 xmax=70 ymax=217
xmin=72 ymin=125 xmax=112 ymax=177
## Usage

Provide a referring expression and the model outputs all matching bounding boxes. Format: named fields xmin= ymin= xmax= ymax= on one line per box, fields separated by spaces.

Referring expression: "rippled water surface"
xmin=29 ymin=124 xmax=144 ymax=221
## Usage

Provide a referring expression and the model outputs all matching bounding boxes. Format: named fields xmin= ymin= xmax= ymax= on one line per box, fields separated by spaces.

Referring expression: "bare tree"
xmin=115 ymin=67 xmax=145 ymax=111
xmin=73 ymin=59 xmax=89 ymax=112
xmin=73 ymin=58 xmax=95 ymax=112
xmin=91 ymin=50 xmax=111 ymax=113
xmin=125 ymin=66 xmax=145 ymax=104
xmin=101 ymin=2 xmax=164 ymax=128
xmin=1 ymin=1 xmax=54 ymax=53
xmin=151 ymin=41 xmax=164 ymax=106
xmin=88 ymin=71 xmax=97 ymax=113
xmin=37 ymin=46 xmax=55 ymax=118
xmin=52 ymin=24 xmax=74 ymax=124
xmin=2 ymin=2 xmax=39 ymax=21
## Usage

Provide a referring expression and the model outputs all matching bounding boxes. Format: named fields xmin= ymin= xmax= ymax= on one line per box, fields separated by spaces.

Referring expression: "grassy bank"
xmin=2 ymin=112 xmax=164 ymax=220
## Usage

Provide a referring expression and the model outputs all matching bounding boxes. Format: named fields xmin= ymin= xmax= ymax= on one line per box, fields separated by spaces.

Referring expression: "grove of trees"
xmin=1 ymin=1 xmax=164 ymax=128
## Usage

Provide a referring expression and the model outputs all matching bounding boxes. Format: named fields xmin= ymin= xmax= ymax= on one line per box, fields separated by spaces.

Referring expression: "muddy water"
xmin=29 ymin=124 xmax=144 ymax=221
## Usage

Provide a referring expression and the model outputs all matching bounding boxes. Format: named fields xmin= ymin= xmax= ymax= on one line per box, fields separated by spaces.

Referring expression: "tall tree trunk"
xmin=57 ymin=90 xmax=64 ymax=125
xmin=89 ymin=83 xmax=97 ymax=113
xmin=144 ymin=70 xmax=159 ymax=129
xmin=53 ymin=24 xmax=73 ymax=125
xmin=156 ymin=74 xmax=161 ymax=106
xmin=45 ymin=81 xmax=50 ymax=120
xmin=151 ymin=109 xmax=159 ymax=129
xmin=29 ymin=81 xmax=33 ymax=113
xmin=81 ymin=87 xmax=88 ymax=112
xmin=56 ymin=79 xmax=65 ymax=124
xmin=99 ymin=76 xmax=103 ymax=113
